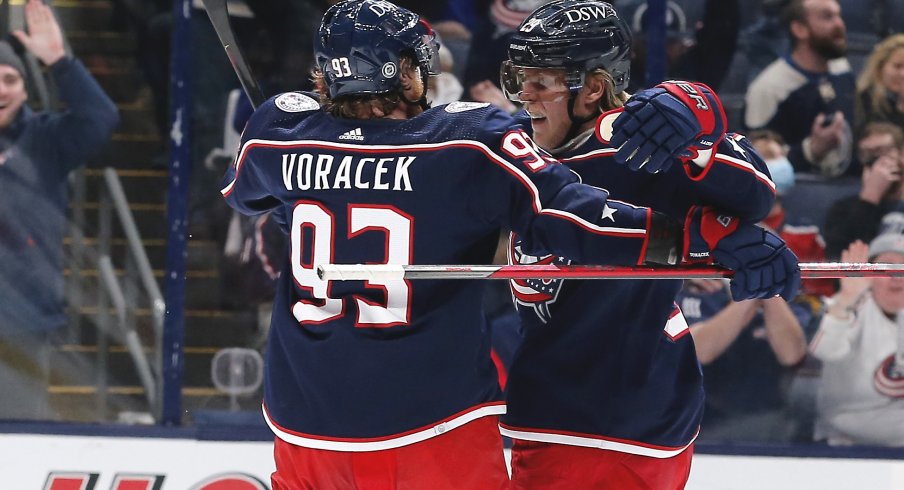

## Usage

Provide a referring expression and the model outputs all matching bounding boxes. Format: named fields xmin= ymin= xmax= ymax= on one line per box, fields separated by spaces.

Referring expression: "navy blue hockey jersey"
xmin=222 ymin=93 xmax=659 ymax=451
xmin=502 ymin=112 xmax=776 ymax=457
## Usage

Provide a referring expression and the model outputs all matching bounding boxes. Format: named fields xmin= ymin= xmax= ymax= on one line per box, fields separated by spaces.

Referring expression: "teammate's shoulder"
xmin=426 ymin=101 xmax=522 ymax=136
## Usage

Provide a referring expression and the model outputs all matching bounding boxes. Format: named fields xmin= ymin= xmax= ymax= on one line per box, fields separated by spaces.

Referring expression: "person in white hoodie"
xmin=810 ymin=233 xmax=904 ymax=446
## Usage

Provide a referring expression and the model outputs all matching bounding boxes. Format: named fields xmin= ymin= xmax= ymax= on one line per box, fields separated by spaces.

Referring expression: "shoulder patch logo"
xmin=444 ymin=101 xmax=490 ymax=113
xmin=275 ymin=92 xmax=319 ymax=113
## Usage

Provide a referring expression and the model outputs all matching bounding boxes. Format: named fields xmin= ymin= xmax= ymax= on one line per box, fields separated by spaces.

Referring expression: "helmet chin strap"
xmin=563 ymin=88 xmax=600 ymax=144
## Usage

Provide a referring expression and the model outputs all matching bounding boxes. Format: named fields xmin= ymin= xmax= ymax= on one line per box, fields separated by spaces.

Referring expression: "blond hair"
xmin=857 ymin=34 xmax=904 ymax=116
xmin=588 ymin=68 xmax=628 ymax=112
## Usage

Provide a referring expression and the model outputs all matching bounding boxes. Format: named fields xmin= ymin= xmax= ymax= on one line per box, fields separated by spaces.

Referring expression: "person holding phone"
xmin=824 ymin=122 xmax=904 ymax=258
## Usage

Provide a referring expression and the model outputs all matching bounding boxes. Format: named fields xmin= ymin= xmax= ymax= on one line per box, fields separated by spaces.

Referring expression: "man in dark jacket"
xmin=0 ymin=0 xmax=119 ymax=420
xmin=824 ymin=122 xmax=904 ymax=258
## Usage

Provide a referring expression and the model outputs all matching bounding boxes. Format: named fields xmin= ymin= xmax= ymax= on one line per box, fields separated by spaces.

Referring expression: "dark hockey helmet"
xmin=502 ymin=0 xmax=632 ymax=102
xmin=315 ymin=0 xmax=440 ymax=98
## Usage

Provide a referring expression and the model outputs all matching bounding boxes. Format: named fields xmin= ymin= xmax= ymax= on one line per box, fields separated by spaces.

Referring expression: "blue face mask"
xmin=766 ymin=157 xmax=795 ymax=195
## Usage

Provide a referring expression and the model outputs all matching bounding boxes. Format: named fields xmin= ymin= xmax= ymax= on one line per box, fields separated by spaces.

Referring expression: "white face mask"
xmin=765 ymin=157 xmax=795 ymax=195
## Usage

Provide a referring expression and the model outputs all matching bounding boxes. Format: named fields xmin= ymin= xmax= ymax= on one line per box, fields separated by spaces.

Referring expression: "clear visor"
xmin=500 ymin=61 xmax=571 ymax=103
xmin=416 ymin=33 xmax=441 ymax=76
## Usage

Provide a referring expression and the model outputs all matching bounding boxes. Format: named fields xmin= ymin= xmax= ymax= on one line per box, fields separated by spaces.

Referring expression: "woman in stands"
xmin=855 ymin=34 xmax=904 ymax=135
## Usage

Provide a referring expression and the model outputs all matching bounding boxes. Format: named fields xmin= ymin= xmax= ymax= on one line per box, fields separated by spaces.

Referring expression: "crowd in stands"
xmin=3 ymin=0 xmax=904 ymax=453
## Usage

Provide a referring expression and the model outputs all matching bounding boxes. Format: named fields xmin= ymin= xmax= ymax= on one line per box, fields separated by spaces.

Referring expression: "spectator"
xmin=750 ymin=129 xmax=834 ymax=297
xmin=745 ymin=0 xmax=855 ymax=177
xmin=395 ymin=0 xmax=474 ymax=77
xmin=824 ymin=122 xmax=904 ymax=258
xmin=0 ymin=0 xmax=119 ymax=420
xmin=855 ymin=33 xmax=904 ymax=137
xmin=738 ymin=0 xmax=791 ymax=83
xmin=463 ymin=0 xmax=553 ymax=103
xmin=810 ymin=236 xmax=904 ymax=446
xmin=680 ymin=279 xmax=812 ymax=441
xmin=426 ymin=33 xmax=464 ymax=106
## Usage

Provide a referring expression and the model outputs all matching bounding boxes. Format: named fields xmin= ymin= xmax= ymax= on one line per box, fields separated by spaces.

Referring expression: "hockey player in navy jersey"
xmin=499 ymin=1 xmax=801 ymax=489
xmin=222 ymin=1 xmax=797 ymax=488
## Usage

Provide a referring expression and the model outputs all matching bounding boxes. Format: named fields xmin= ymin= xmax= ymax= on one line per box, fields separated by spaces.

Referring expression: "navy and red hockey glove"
xmin=684 ymin=206 xmax=801 ymax=301
xmin=609 ymin=81 xmax=727 ymax=174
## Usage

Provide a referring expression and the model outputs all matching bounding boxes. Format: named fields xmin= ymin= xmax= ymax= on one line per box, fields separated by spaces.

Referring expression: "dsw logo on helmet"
xmin=563 ymin=4 xmax=612 ymax=22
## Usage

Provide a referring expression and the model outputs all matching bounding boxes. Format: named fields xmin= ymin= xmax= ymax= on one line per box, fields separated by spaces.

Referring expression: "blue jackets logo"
xmin=509 ymin=236 xmax=569 ymax=324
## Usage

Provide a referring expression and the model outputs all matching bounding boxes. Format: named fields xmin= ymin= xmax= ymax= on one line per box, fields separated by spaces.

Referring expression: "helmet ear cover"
xmin=315 ymin=0 xmax=440 ymax=99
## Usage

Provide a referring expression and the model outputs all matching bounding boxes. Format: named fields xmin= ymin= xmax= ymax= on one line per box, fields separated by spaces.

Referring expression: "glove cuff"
xmin=683 ymin=206 xmax=739 ymax=264
xmin=643 ymin=211 xmax=681 ymax=265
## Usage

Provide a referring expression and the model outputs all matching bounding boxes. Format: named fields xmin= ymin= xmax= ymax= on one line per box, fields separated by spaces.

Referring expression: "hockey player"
xmin=499 ymin=1 xmax=800 ymax=488
xmin=222 ymin=1 xmax=797 ymax=488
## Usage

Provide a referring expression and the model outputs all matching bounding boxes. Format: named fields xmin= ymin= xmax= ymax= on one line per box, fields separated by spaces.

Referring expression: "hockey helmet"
xmin=501 ymin=0 xmax=632 ymax=102
xmin=315 ymin=0 xmax=441 ymax=98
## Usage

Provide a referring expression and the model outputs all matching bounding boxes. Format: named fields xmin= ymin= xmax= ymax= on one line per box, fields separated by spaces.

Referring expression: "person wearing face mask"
xmin=809 ymin=234 xmax=904 ymax=446
xmin=824 ymin=122 xmax=904 ymax=259
xmin=750 ymin=129 xmax=834 ymax=298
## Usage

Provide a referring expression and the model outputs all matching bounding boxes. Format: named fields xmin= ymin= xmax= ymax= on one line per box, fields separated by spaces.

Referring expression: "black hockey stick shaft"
xmin=202 ymin=0 xmax=266 ymax=109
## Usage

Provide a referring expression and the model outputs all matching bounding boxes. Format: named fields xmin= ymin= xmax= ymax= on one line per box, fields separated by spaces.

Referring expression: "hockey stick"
xmin=317 ymin=262 xmax=904 ymax=281
xmin=202 ymin=0 xmax=266 ymax=109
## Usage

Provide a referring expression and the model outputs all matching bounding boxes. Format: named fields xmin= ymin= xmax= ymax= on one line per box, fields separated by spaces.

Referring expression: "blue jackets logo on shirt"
xmin=509 ymin=235 xmax=569 ymax=324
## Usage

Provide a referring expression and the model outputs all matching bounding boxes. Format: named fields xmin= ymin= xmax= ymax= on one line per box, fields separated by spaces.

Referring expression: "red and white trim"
xmin=663 ymin=305 xmax=691 ymax=341
xmin=499 ymin=424 xmax=698 ymax=459
xmin=686 ymin=149 xmax=776 ymax=193
xmin=223 ymin=138 xmax=648 ymax=239
xmin=264 ymin=402 xmax=506 ymax=452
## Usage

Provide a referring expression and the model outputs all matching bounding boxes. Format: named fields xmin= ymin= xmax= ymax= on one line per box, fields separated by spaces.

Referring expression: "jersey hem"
xmin=264 ymin=402 xmax=506 ymax=452
xmin=498 ymin=423 xmax=698 ymax=459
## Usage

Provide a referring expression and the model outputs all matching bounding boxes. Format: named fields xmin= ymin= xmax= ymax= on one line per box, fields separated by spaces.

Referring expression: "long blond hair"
xmin=857 ymin=34 xmax=904 ymax=115
xmin=589 ymin=68 xmax=629 ymax=112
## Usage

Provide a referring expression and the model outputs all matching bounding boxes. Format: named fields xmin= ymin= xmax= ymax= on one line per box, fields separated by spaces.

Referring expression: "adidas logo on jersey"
xmin=338 ymin=128 xmax=365 ymax=141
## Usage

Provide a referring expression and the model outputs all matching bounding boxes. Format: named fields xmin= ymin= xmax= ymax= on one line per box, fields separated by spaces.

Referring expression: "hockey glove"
xmin=609 ymin=81 xmax=727 ymax=174
xmin=684 ymin=206 xmax=800 ymax=301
